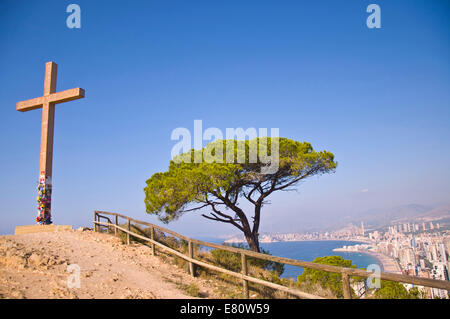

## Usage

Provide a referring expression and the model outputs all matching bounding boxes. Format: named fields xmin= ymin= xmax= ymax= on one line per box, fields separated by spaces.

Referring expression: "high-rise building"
xmin=443 ymin=264 xmax=449 ymax=281
xmin=411 ymin=237 xmax=417 ymax=249
xmin=420 ymin=259 xmax=426 ymax=269
xmin=440 ymin=244 xmax=447 ymax=263
xmin=431 ymin=245 xmax=438 ymax=262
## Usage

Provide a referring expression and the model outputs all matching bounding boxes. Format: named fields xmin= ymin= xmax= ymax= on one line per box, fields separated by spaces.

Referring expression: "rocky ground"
xmin=0 ymin=228 xmax=221 ymax=299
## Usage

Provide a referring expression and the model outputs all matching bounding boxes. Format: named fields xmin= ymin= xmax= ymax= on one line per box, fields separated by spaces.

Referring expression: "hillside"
xmin=0 ymin=229 xmax=220 ymax=299
xmin=417 ymin=205 xmax=450 ymax=220
xmin=335 ymin=203 xmax=450 ymax=230
xmin=354 ymin=204 xmax=432 ymax=227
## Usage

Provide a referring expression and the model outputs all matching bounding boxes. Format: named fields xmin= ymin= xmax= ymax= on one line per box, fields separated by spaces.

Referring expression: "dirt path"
xmin=0 ymin=229 xmax=214 ymax=299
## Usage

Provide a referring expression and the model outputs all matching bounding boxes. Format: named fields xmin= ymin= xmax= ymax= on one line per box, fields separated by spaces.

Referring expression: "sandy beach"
xmin=363 ymin=251 xmax=402 ymax=274
xmin=332 ymin=242 xmax=402 ymax=274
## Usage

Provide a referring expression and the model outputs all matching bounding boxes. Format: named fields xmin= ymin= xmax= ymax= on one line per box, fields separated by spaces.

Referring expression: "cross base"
xmin=14 ymin=224 xmax=72 ymax=235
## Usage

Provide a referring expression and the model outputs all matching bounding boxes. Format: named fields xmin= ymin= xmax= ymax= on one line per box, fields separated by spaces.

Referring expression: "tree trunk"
xmin=244 ymin=231 xmax=260 ymax=253
xmin=242 ymin=202 xmax=262 ymax=253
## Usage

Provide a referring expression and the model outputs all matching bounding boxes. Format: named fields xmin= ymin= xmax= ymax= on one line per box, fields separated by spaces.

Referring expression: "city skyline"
xmin=224 ymin=215 xmax=450 ymax=298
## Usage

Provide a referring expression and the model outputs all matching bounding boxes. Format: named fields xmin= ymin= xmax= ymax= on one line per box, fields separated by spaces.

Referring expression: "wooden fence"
xmin=93 ymin=210 xmax=450 ymax=299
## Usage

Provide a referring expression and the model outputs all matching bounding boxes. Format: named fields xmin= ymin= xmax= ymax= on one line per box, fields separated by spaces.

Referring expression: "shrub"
xmin=297 ymin=255 xmax=358 ymax=299
xmin=210 ymin=243 xmax=284 ymax=276
xmin=185 ymin=283 xmax=201 ymax=297
xmin=373 ymin=281 xmax=422 ymax=299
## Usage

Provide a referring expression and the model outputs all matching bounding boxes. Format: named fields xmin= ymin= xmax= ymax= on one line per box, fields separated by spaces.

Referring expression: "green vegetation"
xmin=372 ymin=281 xmax=424 ymax=299
xmin=144 ymin=137 xmax=336 ymax=252
xmin=210 ymin=243 xmax=284 ymax=276
xmin=297 ymin=256 xmax=361 ymax=298
xmin=199 ymin=242 xmax=292 ymax=298
xmin=184 ymin=283 xmax=201 ymax=297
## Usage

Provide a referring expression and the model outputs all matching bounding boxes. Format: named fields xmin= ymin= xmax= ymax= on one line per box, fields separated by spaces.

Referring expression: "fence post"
xmin=126 ymin=218 xmax=130 ymax=245
xmin=241 ymin=253 xmax=249 ymax=299
xmin=188 ymin=240 xmax=196 ymax=277
xmin=93 ymin=212 xmax=97 ymax=232
xmin=150 ymin=226 xmax=156 ymax=255
xmin=114 ymin=214 xmax=118 ymax=236
xmin=342 ymin=272 xmax=352 ymax=299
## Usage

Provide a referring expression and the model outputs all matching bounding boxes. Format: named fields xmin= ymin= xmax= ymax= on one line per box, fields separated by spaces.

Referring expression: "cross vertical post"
xmin=37 ymin=62 xmax=57 ymax=224
xmin=16 ymin=61 xmax=85 ymax=224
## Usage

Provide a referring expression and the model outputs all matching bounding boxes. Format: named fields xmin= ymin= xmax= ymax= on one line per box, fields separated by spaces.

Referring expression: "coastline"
xmin=363 ymin=250 xmax=402 ymax=274
xmin=338 ymin=249 xmax=402 ymax=273
xmin=225 ymin=238 xmax=403 ymax=274
xmin=226 ymin=238 xmax=372 ymax=244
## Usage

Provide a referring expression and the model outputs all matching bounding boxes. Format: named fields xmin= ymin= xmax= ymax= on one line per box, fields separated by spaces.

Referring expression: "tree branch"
xmin=179 ymin=203 xmax=211 ymax=213
xmin=210 ymin=190 xmax=252 ymax=233
xmin=203 ymin=195 xmax=245 ymax=232
xmin=272 ymin=167 xmax=320 ymax=192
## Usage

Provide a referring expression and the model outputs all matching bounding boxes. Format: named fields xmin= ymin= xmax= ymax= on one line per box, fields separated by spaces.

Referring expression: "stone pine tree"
xmin=144 ymin=137 xmax=337 ymax=252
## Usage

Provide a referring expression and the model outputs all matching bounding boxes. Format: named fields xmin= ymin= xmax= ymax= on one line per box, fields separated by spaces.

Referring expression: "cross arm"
xmin=16 ymin=96 xmax=47 ymax=112
xmin=16 ymin=88 xmax=85 ymax=112
xmin=48 ymin=87 xmax=85 ymax=105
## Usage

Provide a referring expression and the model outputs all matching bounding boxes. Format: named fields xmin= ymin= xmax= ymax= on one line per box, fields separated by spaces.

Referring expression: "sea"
xmin=198 ymin=238 xmax=382 ymax=280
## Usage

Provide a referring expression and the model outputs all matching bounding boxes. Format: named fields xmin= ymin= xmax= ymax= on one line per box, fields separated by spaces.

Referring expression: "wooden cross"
xmin=16 ymin=61 xmax=85 ymax=224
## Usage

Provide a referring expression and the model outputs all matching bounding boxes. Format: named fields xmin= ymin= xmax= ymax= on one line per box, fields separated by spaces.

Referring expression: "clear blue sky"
xmin=1 ymin=0 xmax=449 ymax=236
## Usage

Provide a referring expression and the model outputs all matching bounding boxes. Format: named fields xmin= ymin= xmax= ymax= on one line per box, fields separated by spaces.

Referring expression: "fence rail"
xmin=93 ymin=210 xmax=450 ymax=299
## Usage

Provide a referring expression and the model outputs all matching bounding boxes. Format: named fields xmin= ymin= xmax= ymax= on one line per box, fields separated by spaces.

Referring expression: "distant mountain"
xmin=351 ymin=203 xmax=450 ymax=229
xmin=223 ymin=203 xmax=450 ymax=238
xmin=347 ymin=204 xmax=434 ymax=229
xmin=416 ymin=205 xmax=450 ymax=220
